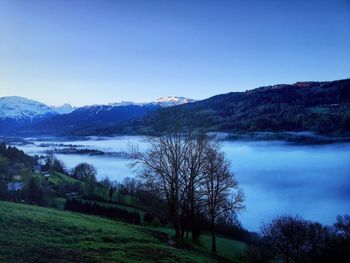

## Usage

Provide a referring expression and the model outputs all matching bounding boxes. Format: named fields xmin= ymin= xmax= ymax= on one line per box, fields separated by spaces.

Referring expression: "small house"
xmin=12 ymin=175 xmax=21 ymax=181
xmin=66 ymin=192 xmax=79 ymax=198
xmin=33 ymin=165 xmax=41 ymax=174
xmin=38 ymin=157 xmax=47 ymax=166
xmin=42 ymin=172 xmax=50 ymax=178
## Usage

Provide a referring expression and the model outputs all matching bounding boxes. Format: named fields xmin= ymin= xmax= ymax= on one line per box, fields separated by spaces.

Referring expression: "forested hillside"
xmin=130 ymin=79 xmax=350 ymax=136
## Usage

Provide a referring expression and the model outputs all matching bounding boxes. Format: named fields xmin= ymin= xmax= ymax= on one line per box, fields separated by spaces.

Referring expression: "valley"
xmin=2 ymin=1 xmax=350 ymax=261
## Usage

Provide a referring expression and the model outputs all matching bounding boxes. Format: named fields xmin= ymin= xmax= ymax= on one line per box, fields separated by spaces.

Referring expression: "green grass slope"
xmin=151 ymin=227 xmax=246 ymax=261
xmin=0 ymin=201 xmax=239 ymax=263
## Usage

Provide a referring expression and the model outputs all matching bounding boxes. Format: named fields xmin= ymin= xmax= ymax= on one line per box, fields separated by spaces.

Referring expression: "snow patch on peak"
xmin=51 ymin=103 xmax=76 ymax=114
xmin=106 ymin=97 xmax=195 ymax=108
xmin=155 ymin=96 xmax=196 ymax=107
xmin=109 ymin=101 xmax=139 ymax=107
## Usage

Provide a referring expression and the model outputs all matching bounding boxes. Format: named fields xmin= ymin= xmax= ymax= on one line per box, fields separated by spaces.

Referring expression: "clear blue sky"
xmin=0 ymin=0 xmax=349 ymax=106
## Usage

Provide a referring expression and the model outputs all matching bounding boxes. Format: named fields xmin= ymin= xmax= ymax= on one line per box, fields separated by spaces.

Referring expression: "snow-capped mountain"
xmin=0 ymin=96 xmax=56 ymax=121
xmin=109 ymin=101 xmax=139 ymax=107
xmin=154 ymin=96 xmax=196 ymax=107
xmin=0 ymin=95 xmax=195 ymax=135
xmin=107 ymin=96 xmax=195 ymax=108
xmin=51 ymin=103 xmax=76 ymax=114
xmin=0 ymin=95 xmax=194 ymax=121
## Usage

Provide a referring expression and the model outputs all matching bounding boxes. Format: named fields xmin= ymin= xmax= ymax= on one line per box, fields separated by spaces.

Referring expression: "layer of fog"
xmin=16 ymin=136 xmax=350 ymax=231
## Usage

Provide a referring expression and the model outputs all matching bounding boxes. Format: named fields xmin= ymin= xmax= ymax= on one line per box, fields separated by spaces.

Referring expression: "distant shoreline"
xmin=2 ymin=131 xmax=350 ymax=146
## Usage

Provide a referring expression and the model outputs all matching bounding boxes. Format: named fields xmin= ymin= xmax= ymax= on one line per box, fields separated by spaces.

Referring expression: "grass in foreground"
xmin=149 ymin=226 xmax=246 ymax=261
xmin=0 ymin=201 xmax=240 ymax=263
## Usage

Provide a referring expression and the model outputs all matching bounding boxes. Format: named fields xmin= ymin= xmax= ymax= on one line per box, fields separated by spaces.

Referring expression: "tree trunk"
xmin=173 ymin=210 xmax=181 ymax=238
xmin=211 ymin=219 xmax=217 ymax=253
xmin=180 ymin=217 xmax=185 ymax=238
xmin=191 ymin=210 xmax=200 ymax=241
xmin=174 ymin=220 xmax=181 ymax=237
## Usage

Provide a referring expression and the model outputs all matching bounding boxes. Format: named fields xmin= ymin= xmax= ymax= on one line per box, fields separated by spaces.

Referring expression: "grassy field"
xmin=47 ymin=171 xmax=80 ymax=185
xmin=0 ymin=201 xmax=244 ymax=263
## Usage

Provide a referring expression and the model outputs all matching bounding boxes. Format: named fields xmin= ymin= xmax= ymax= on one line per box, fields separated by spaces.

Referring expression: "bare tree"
xmin=128 ymin=132 xmax=187 ymax=237
xmin=129 ymin=130 xmax=245 ymax=244
xmin=128 ymin=108 xmax=245 ymax=243
xmin=202 ymin=145 xmax=245 ymax=252
xmin=180 ymin=132 xmax=210 ymax=239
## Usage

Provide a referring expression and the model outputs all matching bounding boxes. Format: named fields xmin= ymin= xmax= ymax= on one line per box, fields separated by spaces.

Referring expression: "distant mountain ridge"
xmin=0 ymin=95 xmax=195 ymax=135
xmin=100 ymin=96 xmax=196 ymax=107
xmin=174 ymin=79 xmax=350 ymax=135
xmin=0 ymin=96 xmax=194 ymax=119
xmin=1 ymin=79 xmax=349 ymax=136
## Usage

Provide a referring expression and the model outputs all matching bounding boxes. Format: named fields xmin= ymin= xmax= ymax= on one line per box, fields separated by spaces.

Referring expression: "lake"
xmin=15 ymin=136 xmax=350 ymax=231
